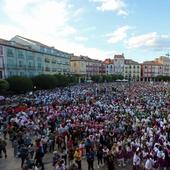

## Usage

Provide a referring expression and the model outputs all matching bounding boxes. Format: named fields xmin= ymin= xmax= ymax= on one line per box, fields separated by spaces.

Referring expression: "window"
xmin=45 ymin=58 xmax=50 ymax=63
xmin=38 ymin=63 xmax=42 ymax=68
xmin=52 ymin=68 xmax=57 ymax=72
xmin=7 ymin=48 xmax=14 ymax=57
xmin=18 ymin=60 xmax=23 ymax=67
xmin=0 ymin=46 xmax=3 ymax=57
xmin=52 ymin=60 xmax=56 ymax=64
xmin=28 ymin=62 xmax=32 ymax=67
xmin=45 ymin=67 xmax=50 ymax=71
xmin=9 ymin=71 xmax=13 ymax=76
xmin=18 ymin=50 xmax=24 ymax=59
xmin=0 ymin=71 xmax=2 ymax=78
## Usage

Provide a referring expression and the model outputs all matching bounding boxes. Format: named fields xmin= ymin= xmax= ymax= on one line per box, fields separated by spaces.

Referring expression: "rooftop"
xmin=114 ymin=53 xmax=124 ymax=59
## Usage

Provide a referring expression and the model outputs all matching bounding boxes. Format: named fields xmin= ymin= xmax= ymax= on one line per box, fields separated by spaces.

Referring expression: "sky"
xmin=0 ymin=0 xmax=170 ymax=63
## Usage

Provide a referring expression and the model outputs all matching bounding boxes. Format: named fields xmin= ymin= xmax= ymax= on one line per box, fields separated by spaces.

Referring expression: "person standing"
xmin=35 ymin=141 xmax=45 ymax=170
xmin=144 ymin=155 xmax=153 ymax=170
xmin=96 ymin=145 xmax=103 ymax=168
xmin=74 ymin=148 xmax=82 ymax=170
xmin=20 ymin=144 xmax=28 ymax=168
xmin=0 ymin=137 xmax=7 ymax=158
xmin=86 ymin=148 xmax=95 ymax=170
xmin=106 ymin=151 xmax=114 ymax=170
xmin=132 ymin=150 xmax=141 ymax=170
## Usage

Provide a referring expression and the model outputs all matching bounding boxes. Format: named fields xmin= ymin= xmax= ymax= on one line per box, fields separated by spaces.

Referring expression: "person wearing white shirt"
xmin=132 ymin=151 xmax=141 ymax=170
xmin=145 ymin=155 xmax=153 ymax=170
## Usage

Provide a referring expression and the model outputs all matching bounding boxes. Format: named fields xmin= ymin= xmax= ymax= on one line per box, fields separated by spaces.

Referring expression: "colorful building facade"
xmin=141 ymin=61 xmax=163 ymax=81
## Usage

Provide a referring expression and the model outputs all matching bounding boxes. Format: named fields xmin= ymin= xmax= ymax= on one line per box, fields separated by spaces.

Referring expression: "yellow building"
xmin=70 ymin=55 xmax=87 ymax=76
xmin=70 ymin=55 xmax=105 ymax=78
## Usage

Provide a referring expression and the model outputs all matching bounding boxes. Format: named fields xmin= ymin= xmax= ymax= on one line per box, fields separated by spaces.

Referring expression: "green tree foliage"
xmin=91 ymin=75 xmax=102 ymax=83
xmin=67 ymin=75 xmax=79 ymax=85
xmin=32 ymin=74 xmax=57 ymax=89
xmin=0 ymin=79 xmax=9 ymax=92
xmin=91 ymin=74 xmax=123 ymax=83
xmin=7 ymin=76 xmax=33 ymax=93
xmin=54 ymin=74 xmax=69 ymax=87
xmin=155 ymin=75 xmax=170 ymax=81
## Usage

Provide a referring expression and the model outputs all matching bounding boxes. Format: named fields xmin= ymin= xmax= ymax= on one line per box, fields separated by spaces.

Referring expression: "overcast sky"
xmin=0 ymin=0 xmax=170 ymax=62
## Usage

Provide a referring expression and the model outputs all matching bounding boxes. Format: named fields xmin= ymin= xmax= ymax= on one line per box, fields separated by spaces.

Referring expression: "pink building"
xmin=141 ymin=61 xmax=163 ymax=81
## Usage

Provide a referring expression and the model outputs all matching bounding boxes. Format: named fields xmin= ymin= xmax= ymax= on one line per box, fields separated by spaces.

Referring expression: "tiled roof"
xmin=103 ymin=58 xmax=114 ymax=64
xmin=125 ymin=59 xmax=139 ymax=65
xmin=14 ymin=35 xmax=50 ymax=48
xmin=143 ymin=60 xmax=163 ymax=65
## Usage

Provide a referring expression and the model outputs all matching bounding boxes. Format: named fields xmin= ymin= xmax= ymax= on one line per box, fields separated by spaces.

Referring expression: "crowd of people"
xmin=0 ymin=82 xmax=170 ymax=170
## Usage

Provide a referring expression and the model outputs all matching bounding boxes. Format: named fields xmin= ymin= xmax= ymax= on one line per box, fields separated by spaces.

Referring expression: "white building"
xmin=113 ymin=54 xmax=125 ymax=75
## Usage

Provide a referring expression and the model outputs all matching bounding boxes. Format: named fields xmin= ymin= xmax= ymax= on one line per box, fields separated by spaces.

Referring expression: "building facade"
xmin=155 ymin=56 xmax=170 ymax=76
xmin=0 ymin=36 xmax=70 ymax=79
xmin=70 ymin=55 xmax=87 ymax=76
xmin=70 ymin=55 xmax=105 ymax=78
xmin=0 ymin=44 xmax=5 ymax=79
xmin=103 ymin=59 xmax=114 ymax=75
xmin=141 ymin=61 xmax=163 ymax=81
xmin=124 ymin=59 xmax=141 ymax=81
xmin=113 ymin=54 xmax=125 ymax=75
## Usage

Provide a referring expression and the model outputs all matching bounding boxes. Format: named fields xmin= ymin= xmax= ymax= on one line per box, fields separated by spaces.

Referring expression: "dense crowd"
xmin=0 ymin=82 xmax=170 ymax=170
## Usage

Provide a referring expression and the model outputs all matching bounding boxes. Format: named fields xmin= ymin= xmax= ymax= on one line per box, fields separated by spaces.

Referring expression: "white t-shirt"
xmin=133 ymin=154 xmax=141 ymax=166
xmin=145 ymin=159 xmax=153 ymax=170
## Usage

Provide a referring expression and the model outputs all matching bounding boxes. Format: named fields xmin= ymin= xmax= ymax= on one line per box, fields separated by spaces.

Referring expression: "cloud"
xmin=75 ymin=36 xmax=89 ymax=42
xmin=0 ymin=0 xmax=107 ymax=60
xmin=127 ymin=32 xmax=170 ymax=51
xmin=90 ymin=0 xmax=128 ymax=16
xmin=106 ymin=25 xmax=131 ymax=44
xmin=3 ymin=0 xmax=75 ymax=37
xmin=72 ymin=8 xmax=84 ymax=17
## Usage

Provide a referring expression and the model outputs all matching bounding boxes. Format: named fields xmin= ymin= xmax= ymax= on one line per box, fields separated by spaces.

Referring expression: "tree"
xmin=67 ymin=75 xmax=78 ymax=85
xmin=155 ymin=75 xmax=170 ymax=82
xmin=32 ymin=74 xmax=57 ymax=89
xmin=0 ymin=80 xmax=9 ymax=92
xmin=54 ymin=74 xmax=69 ymax=87
xmin=91 ymin=75 xmax=102 ymax=83
xmin=7 ymin=76 xmax=33 ymax=93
